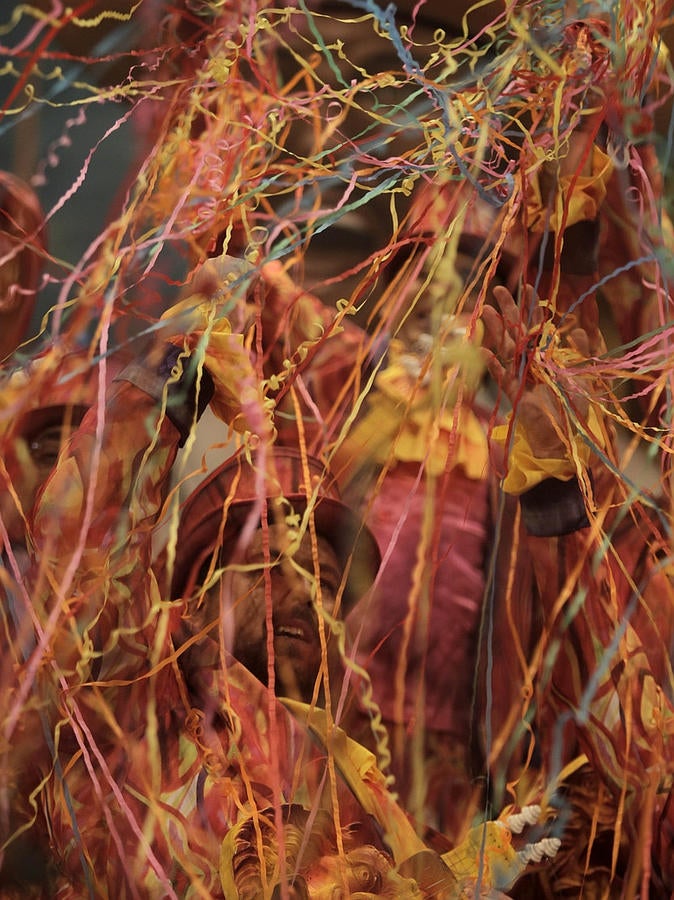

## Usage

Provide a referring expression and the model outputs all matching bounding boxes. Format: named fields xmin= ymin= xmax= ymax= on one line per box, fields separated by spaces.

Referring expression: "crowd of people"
xmin=1 ymin=2 xmax=674 ymax=898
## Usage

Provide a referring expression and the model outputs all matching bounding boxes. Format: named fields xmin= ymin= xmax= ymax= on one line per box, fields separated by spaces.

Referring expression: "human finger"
xmin=492 ymin=284 xmax=521 ymax=331
xmin=480 ymin=344 xmax=524 ymax=406
xmin=491 ymin=284 xmax=548 ymax=361
xmin=566 ymin=327 xmax=591 ymax=359
xmin=480 ymin=304 xmax=505 ymax=354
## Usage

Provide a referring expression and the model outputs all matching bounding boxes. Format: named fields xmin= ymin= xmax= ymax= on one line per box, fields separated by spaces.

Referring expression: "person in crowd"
xmin=476 ymin=19 xmax=674 ymax=895
xmin=169 ymin=444 xmax=382 ymax=742
xmin=482 ymin=280 xmax=674 ymax=897
xmin=163 ymin=442 xmax=562 ymax=899
xmin=205 ymin=168 xmax=594 ymax=851
xmin=321 ymin=19 xmax=674 ymax=867
xmin=0 ymin=252 xmax=261 ymax=895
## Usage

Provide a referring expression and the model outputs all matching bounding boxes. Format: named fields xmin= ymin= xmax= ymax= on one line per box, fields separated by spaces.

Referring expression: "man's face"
xmin=209 ymin=522 xmax=343 ymax=703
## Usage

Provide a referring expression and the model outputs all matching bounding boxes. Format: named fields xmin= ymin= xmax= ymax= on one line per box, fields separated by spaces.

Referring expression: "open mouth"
xmin=273 ymin=613 xmax=316 ymax=643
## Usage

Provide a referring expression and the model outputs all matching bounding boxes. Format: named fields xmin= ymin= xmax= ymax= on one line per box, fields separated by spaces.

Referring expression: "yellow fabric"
xmin=527 ymin=145 xmax=614 ymax=233
xmin=280 ymin=698 xmax=428 ymax=864
xmin=493 ymin=405 xmax=603 ymax=495
xmin=280 ymin=698 xmax=536 ymax=892
xmin=341 ymin=332 xmax=488 ymax=479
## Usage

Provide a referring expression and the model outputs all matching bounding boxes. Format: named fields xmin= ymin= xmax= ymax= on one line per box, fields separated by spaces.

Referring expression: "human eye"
xmin=319 ymin=575 xmax=336 ymax=594
xmin=317 ymin=566 xmax=341 ymax=599
xmin=29 ymin=424 xmax=69 ymax=467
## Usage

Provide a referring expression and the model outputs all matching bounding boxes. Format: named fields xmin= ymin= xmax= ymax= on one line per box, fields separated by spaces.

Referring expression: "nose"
xmin=273 ymin=563 xmax=314 ymax=610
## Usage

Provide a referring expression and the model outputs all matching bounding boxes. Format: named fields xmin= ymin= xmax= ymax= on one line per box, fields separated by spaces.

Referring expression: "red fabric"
xmin=351 ymin=460 xmax=489 ymax=737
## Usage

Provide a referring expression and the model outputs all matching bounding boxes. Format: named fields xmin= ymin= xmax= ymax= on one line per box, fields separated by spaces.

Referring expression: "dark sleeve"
xmin=115 ymin=344 xmax=214 ymax=446
xmin=542 ymin=218 xmax=600 ymax=276
xmin=519 ymin=475 xmax=591 ymax=537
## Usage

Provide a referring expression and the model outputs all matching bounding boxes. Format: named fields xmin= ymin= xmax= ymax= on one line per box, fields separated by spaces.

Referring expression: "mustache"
xmin=272 ymin=604 xmax=320 ymax=642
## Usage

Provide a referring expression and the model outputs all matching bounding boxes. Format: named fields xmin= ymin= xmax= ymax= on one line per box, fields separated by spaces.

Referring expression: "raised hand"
xmin=482 ymin=284 xmax=592 ymax=462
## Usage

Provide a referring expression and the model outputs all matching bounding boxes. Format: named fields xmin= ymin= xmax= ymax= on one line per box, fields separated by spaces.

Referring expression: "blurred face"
xmin=209 ymin=523 xmax=343 ymax=702
xmin=0 ymin=405 xmax=87 ymax=545
xmin=391 ymin=250 xmax=484 ymax=349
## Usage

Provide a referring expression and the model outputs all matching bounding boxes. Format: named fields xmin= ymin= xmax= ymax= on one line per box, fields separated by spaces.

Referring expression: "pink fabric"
xmin=349 ymin=460 xmax=489 ymax=736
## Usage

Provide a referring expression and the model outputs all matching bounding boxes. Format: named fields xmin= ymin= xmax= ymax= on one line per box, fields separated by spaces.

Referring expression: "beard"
xmin=233 ymin=608 xmax=340 ymax=705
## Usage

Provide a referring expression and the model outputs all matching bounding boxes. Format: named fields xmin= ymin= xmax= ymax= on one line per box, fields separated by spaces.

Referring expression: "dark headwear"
xmin=171 ymin=446 xmax=380 ymax=614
